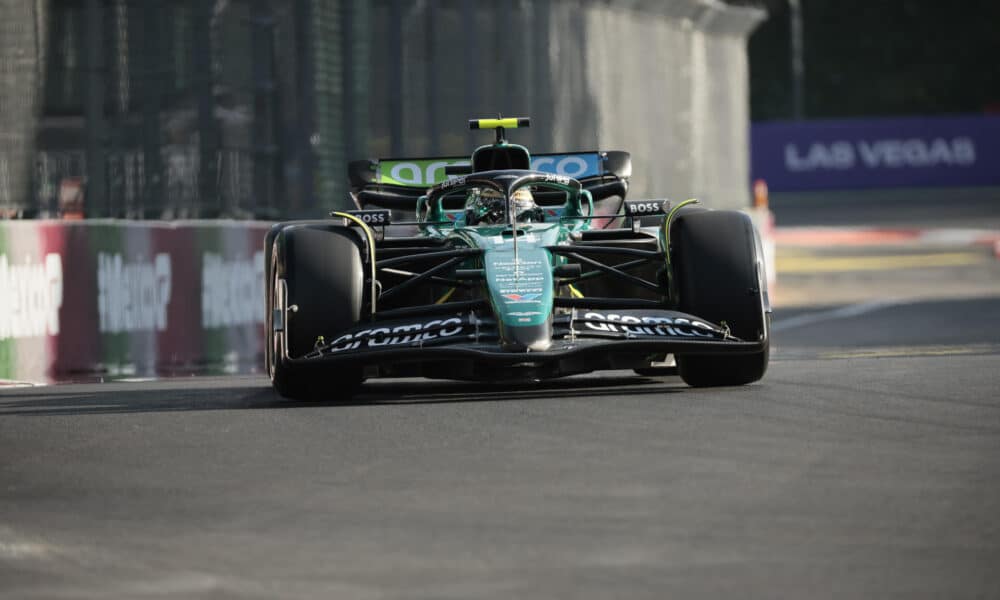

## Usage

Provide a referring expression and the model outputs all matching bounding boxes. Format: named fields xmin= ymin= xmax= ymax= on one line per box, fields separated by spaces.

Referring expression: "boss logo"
xmin=346 ymin=210 xmax=391 ymax=225
xmin=624 ymin=200 xmax=669 ymax=216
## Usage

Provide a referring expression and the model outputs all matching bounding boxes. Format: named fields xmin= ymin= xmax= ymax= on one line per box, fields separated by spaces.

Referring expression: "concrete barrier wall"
xmin=365 ymin=0 xmax=764 ymax=212
xmin=0 ymin=220 xmax=270 ymax=383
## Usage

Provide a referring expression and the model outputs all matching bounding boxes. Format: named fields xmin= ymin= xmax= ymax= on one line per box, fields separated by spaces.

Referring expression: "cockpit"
xmin=463 ymin=187 xmax=545 ymax=226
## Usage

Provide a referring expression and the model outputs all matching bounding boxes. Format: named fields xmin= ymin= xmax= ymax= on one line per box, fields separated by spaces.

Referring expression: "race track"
xmin=2 ymin=292 xmax=999 ymax=599
xmin=3 ymin=195 xmax=1000 ymax=598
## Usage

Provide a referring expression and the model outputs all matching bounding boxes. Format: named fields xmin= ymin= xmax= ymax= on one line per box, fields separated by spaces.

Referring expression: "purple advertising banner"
xmin=751 ymin=115 xmax=1000 ymax=191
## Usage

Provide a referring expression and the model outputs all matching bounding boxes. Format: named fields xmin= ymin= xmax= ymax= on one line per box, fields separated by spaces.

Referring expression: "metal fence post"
xmin=342 ymin=0 xmax=369 ymax=176
xmin=462 ymin=0 xmax=479 ymax=149
xmin=294 ymin=0 xmax=316 ymax=215
xmin=193 ymin=0 xmax=217 ymax=218
xmin=388 ymin=0 xmax=403 ymax=157
xmin=251 ymin=0 xmax=276 ymax=218
xmin=341 ymin=0 xmax=356 ymax=162
xmin=141 ymin=0 xmax=165 ymax=218
xmin=789 ymin=0 xmax=805 ymax=120
xmin=83 ymin=0 xmax=107 ymax=217
xmin=424 ymin=0 xmax=439 ymax=155
xmin=530 ymin=0 xmax=553 ymax=151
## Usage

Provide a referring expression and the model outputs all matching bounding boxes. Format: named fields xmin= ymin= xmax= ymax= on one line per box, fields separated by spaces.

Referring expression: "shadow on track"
xmin=0 ymin=374 xmax=683 ymax=417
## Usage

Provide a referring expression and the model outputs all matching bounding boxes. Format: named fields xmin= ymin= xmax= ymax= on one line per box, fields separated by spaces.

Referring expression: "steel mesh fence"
xmin=361 ymin=0 xmax=762 ymax=209
xmin=0 ymin=0 xmax=47 ymax=216
xmin=5 ymin=0 xmax=295 ymax=219
xmin=1 ymin=0 xmax=761 ymax=220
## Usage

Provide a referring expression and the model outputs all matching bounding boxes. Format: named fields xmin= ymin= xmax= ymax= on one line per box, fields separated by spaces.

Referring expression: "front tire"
xmin=269 ymin=225 xmax=365 ymax=400
xmin=671 ymin=210 xmax=769 ymax=387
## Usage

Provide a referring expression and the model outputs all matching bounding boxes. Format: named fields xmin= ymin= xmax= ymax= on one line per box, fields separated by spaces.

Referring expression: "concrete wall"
xmin=362 ymin=0 xmax=764 ymax=211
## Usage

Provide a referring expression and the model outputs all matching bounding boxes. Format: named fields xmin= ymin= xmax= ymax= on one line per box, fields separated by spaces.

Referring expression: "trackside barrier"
xmin=0 ymin=220 xmax=271 ymax=383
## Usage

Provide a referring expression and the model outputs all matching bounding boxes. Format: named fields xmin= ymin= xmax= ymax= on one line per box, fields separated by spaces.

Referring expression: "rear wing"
xmin=348 ymin=151 xmax=631 ymax=211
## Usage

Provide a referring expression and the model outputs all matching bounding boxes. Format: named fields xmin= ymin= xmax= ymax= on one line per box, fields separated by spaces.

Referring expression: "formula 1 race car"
xmin=264 ymin=118 xmax=770 ymax=400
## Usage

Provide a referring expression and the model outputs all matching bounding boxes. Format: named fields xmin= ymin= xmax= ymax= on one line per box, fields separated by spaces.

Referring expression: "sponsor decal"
xmin=542 ymin=173 xmax=571 ymax=185
xmin=97 ymin=252 xmax=172 ymax=334
xmin=491 ymin=233 xmax=537 ymax=245
xmin=344 ymin=209 xmax=391 ymax=226
xmin=581 ymin=311 xmax=720 ymax=338
xmin=493 ymin=257 xmax=542 ymax=268
xmin=379 ymin=159 xmax=471 ymax=186
xmin=376 ymin=153 xmax=603 ymax=186
xmin=783 ymin=137 xmax=976 ymax=172
xmin=438 ymin=175 xmax=467 ymax=190
xmin=624 ymin=199 xmax=669 ymax=216
xmin=0 ymin=253 xmax=63 ymax=340
xmin=751 ymin=115 xmax=1000 ymax=190
xmin=202 ymin=251 xmax=265 ymax=328
xmin=530 ymin=154 xmax=601 ymax=179
xmin=327 ymin=317 xmax=464 ymax=353
xmin=502 ymin=293 xmax=541 ymax=302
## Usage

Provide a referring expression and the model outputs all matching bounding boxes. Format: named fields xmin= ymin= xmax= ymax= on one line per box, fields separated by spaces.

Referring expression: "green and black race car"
xmin=264 ymin=118 xmax=770 ymax=400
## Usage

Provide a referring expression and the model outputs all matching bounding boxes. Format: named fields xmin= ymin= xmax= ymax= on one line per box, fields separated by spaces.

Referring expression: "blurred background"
xmin=1 ymin=0 xmax=998 ymax=221
xmin=0 ymin=0 xmax=762 ymax=220
xmin=747 ymin=0 xmax=1000 ymax=226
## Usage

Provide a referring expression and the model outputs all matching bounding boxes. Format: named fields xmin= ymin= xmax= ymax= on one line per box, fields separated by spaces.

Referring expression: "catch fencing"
xmin=1 ymin=0 xmax=762 ymax=220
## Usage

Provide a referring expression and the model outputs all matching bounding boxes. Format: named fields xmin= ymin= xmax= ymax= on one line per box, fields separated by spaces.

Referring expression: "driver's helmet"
xmin=511 ymin=187 xmax=544 ymax=223
xmin=464 ymin=188 xmax=506 ymax=225
xmin=463 ymin=187 xmax=544 ymax=226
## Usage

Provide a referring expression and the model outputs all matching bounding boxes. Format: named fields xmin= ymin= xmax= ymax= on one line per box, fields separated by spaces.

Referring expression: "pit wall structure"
xmin=0 ymin=220 xmax=270 ymax=383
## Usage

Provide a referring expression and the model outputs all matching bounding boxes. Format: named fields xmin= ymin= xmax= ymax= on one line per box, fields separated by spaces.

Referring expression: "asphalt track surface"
xmin=3 ymin=200 xmax=1000 ymax=598
xmin=769 ymin=186 xmax=1000 ymax=228
xmin=2 ymin=297 xmax=999 ymax=598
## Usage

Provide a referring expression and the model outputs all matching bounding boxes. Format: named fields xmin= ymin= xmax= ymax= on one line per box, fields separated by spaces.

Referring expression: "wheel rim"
xmin=268 ymin=270 xmax=281 ymax=381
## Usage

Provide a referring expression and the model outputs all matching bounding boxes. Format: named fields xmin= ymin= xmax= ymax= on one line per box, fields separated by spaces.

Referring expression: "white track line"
xmin=772 ymin=299 xmax=902 ymax=332
xmin=0 ymin=380 xmax=45 ymax=388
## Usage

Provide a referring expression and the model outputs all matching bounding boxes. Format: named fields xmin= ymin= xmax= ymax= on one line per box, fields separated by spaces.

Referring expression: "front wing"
xmin=278 ymin=309 xmax=766 ymax=380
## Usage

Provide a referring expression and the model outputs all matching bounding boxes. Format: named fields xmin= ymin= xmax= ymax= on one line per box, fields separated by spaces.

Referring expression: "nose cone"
xmin=500 ymin=322 xmax=553 ymax=352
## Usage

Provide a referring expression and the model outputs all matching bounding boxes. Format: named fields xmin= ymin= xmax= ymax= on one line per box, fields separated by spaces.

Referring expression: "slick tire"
xmin=264 ymin=219 xmax=340 ymax=380
xmin=671 ymin=210 xmax=770 ymax=387
xmin=269 ymin=225 xmax=365 ymax=400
